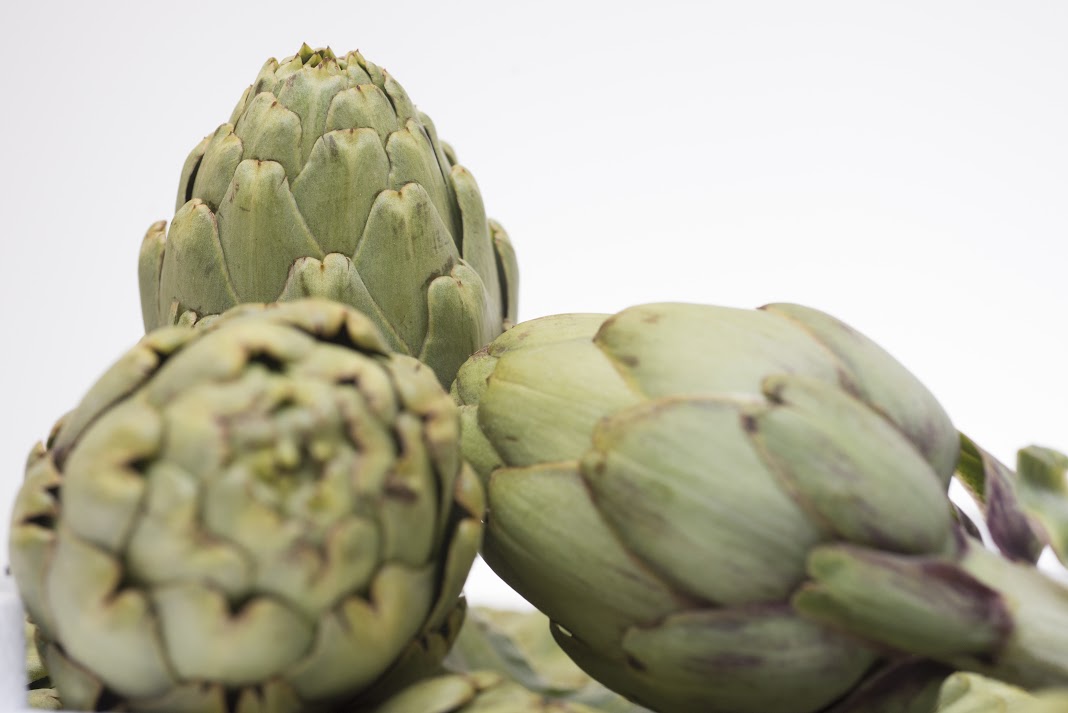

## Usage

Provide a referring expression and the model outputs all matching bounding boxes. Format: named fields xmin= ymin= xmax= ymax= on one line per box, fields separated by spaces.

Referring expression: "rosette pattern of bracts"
xmin=453 ymin=302 xmax=1068 ymax=713
xmin=139 ymin=44 xmax=518 ymax=387
xmin=9 ymin=299 xmax=484 ymax=713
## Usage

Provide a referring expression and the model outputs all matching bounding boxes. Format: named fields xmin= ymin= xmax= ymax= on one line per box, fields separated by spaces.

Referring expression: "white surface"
xmin=0 ymin=581 xmax=28 ymax=710
xmin=1 ymin=0 xmax=1067 ymax=677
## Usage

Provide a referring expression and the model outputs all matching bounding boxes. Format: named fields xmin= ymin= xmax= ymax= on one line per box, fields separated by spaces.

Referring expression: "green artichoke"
xmin=445 ymin=607 xmax=651 ymax=713
xmin=9 ymin=299 xmax=484 ymax=712
xmin=139 ymin=44 xmax=518 ymax=388
xmin=369 ymin=671 xmax=604 ymax=713
xmin=453 ymin=302 xmax=1068 ymax=713
xmin=934 ymin=673 xmax=1037 ymax=712
xmin=933 ymin=672 xmax=1068 ymax=713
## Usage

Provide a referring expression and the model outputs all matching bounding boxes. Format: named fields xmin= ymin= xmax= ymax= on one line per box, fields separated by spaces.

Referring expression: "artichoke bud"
xmin=932 ymin=672 xmax=1062 ymax=713
xmin=140 ymin=45 xmax=518 ymax=388
xmin=369 ymin=670 xmax=607 ymax=713
xmin=445 ymin=606 xmax=652 ymax=713
xmin=453 ymin=301 xmax=977 ymax=713
xmin=9 ymin=299 xmax=484 ymax=712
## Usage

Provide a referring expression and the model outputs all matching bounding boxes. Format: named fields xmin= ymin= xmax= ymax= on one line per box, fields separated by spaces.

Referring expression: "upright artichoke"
xmin=139 ymin=44 xmax=518 ymax=387
xmin=9 ymin=299 xmax=484 ymax=712
xmin=453 ymin=302 xmax=1068 ymax=713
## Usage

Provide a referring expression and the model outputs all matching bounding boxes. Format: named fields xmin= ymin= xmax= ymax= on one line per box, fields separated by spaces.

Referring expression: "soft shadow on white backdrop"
xmin=1 ymin=1 xmax=1066 ymax=609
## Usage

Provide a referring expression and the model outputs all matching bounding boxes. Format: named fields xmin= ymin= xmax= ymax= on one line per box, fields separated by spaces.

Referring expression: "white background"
xmin=1 ymin=1 xmax=1066 ymax=610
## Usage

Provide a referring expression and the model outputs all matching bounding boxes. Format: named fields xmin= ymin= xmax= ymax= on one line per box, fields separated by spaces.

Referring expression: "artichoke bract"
xmin=445 ymin=607 xmax=651 ymax=713
xmin=369 ymin=671 xmax=605 ymax=713
xmin=934 ymin=673 xmax=1037 ymax=713
xmin=453 ymin=302 xmax=1068 ymax=713
xmin=139 ymin=44 xmax=518 ymax=388
xmin=9 ymin=299 xmax=484 ymax=712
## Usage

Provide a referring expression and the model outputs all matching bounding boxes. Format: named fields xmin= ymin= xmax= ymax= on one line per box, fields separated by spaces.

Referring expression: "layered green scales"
xmin=453 ymin=302 xmax=1068 ymax=713
xmin=139 ymin=44 xmax=518 ymax=387
xmin=10 ymin=301 xmax=484 ymax=712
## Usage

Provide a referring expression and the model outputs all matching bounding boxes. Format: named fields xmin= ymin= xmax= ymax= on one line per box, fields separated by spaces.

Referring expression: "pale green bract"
xmin=444 ymin=607 xmax=651 ymax=713
xmin=10 ymin=299 xmax=485 ymax=712
xmin=139 ymin=44 xmax=518 ymax=388
xmin=935 ymin=673 xmax=1068 ymax=713
xmin=369 ymin=671 xmax=604 ymax=713
xmin=364 ymin=605 xmax=654 ymax=713
xmin=452 ymin=302 xmax=1068 ymax=713
xmin=935 ymin=673 xmax=1033 ymax=713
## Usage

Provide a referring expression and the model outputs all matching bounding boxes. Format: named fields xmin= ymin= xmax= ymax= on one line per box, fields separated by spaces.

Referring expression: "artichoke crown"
xmin=140 ymin=44 xmax=518 ymax=387
xmin=10 ymin=300 xmax=485 ymax=712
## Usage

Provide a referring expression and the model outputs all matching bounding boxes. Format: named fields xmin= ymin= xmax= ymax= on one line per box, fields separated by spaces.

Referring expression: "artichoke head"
xmin=139 ymin=44 xmax=518 ymax=387
xmin=369 ymin=671 xmax=606 ymax=713
xmin=9 ymin=299 xmax=484 ymax=712
xmin=453 ymin=302 xmax=971 ymax=713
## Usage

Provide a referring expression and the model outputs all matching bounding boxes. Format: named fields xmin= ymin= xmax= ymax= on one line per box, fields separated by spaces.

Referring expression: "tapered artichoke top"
xmin=140 ymin=44 xmax=518 ymax=387
xmin=10 ymin=299 xmax=484 ymax=712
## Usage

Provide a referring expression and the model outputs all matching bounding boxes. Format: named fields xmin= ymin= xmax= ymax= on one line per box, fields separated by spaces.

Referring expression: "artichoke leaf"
xmin=215 ymin=159 xmax=323 ymax=303
xmin=235 ymin=92 xmax=304 ymax=181
xmin=484 ymin=462 xmax=688 ymax=654
xmin=747 ymin=374 xmax=953 ymax=555
xmin=419 ymin=265 xmax=490 ymax=388
xmin=325 ymin=83 xmax=399 ymax=141
xmin=157 ymin=199 xmax=240 ymax=325
xmin=190 ymin=124 xmax=244 ymax=211
xmin=761 ymin=303 xmax=959 ymax=480
xmin=491 ymin=220 xmax=519 ymax=328
xmin=386 ymin=121 xmax=459 ymax=244
xmin=279 ymin=254 xmax=407 ymax=355
xmin=138 ymin=221 xmax=167 ymax=331
xmin=291 ymin=127 xmax=389 ymax=257
xmin=586 ymin=395 xmax=820 ymax=605
xmin=275 ymin=65 xmax=349 ymax=165
xmin=613 ymin=606 xmax=876 ymax=713
xmin=594 ymin=303 xmax=842 ymax=399
xmin=353 ymin=183 xmax=458 ymax=355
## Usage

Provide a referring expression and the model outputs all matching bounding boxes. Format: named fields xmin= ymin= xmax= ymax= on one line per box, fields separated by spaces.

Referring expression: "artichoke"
xmin=310 ymin=603 xmax=655 ymax=713
xmin=935 ymin=673 xmax=1037 ymax=713
xmin=9 ymin=299 xmax=484 ymax=712
xmin=453 ymin=302 xmax=1068 ymax=713
xmin=139 ymin=44 xmax=518 ymax=387
xmin=934 ymin=672 xmax=1068 ymax=713
xmin=445 ymin=607 xmax=651 ymax=713
xmin=369 ymin=671 xmax=604 ymax=713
